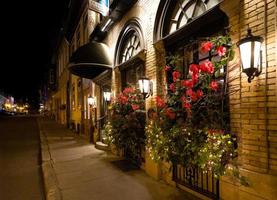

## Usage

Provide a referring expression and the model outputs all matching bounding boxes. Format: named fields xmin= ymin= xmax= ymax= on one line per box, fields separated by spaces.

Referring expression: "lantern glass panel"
xmin=88 ymin=96 xmax=96 ymax=107
xmin=104 ymin=92 xmax=111 ymax=101
xmin=239 ymin=41 xmax=252 ymax=70
xmin=254 ymin=41 xmax=262 ymax=68
xmin=139 ymin=79 xmax=150 ymax=94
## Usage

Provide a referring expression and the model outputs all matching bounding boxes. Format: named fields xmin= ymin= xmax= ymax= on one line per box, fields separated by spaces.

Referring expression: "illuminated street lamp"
xmin=103 ymin=90 xmax=111 ymax=102
xmin=237 ymin=29 xmax=263 ymax=83
xmin=88 ymin=95 xmax=96 ymax=108
xmin=138 ymin=76 xmax=153 ymax=99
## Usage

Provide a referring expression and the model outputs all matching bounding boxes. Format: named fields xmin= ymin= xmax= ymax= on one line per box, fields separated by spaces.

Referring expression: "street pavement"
xmin=0 ymin=115 xmax=45 ymax=200
xmin=39 ymin=117 xmax=200 ymax=200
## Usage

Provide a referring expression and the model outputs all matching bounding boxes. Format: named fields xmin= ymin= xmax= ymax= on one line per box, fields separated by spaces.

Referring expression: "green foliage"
xmin=106 ymin=87 xmax=145 ymax=164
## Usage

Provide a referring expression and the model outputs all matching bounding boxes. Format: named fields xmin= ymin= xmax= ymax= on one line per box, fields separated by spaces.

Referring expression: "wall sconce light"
xmin=88 ymin=95 xmax=96 ymax=107
xmin=103 ymin=90 xmax=111 ymax=102
xmin=138 ymin=76 xmax=153 ymax=99
xmin=237 ymin=29 xmax=263 ymax=83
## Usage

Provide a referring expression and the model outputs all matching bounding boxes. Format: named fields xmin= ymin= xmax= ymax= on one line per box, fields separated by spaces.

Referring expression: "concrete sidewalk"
xmin=38 ymin=117 xmax=199 ymax=200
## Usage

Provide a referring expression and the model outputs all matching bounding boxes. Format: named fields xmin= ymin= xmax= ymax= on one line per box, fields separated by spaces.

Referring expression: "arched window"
xmin=115 ymin=19 xmax=145 ymax=89
xmin=154 ymin=0 xmax=224 ymax=42
xmin=119 ymin=30 xmax=141 ymax=64
xmin=166 ymin=0 xmax=221 ymax=35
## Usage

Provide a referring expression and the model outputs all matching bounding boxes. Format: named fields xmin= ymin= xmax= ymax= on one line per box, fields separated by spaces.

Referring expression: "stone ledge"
xmin=95 ymin=141 xmax=109 ymax=151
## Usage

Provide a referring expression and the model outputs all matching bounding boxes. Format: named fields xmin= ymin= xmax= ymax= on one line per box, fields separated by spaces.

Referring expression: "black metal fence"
xmin=172 ymin=163 xmax=219 ymax=200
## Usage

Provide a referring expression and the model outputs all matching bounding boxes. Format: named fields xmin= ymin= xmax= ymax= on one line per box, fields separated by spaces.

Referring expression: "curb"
xmin=38 ymin=119 xmax=62 ymax=200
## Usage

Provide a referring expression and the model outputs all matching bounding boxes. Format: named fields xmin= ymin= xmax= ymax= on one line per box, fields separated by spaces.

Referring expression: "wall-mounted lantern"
xmin=237 ymin=29 xmax=263 ymax=83
xmin=88 ymin=95 xmax=96 ymax=108
xmin=138 ymin=76 xmax=153 ymax=99
xmin=103 ymin=90 xmax=111 ymax=102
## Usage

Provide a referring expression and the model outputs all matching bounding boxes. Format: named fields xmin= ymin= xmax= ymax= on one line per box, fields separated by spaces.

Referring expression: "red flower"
xmin=123 ymin=87 xmax=134 ymax=94
xmin=192 ymin=73 xmax=199 ymax=84
xmin=172 ymin=71 xmax=181 ymax=82
xmin=186 ymin=88 xmax=193 ymax=96
xmin=196 ymin=90 xmax=203 ymax=98
xmin=181 ymin=80 xmax=194 ymax=88
xmin=189 ymin=64 xmax=199 ymax=74
xmin=169 ymin=83 xmax=175 ymax=92
xmin=216 ymin=46 xmax=227 ymax=56
xmin=200 ymin=41 xmax=213 ymax=53
xmin=156 ymin=96 xmax=165 ymax=108
xmin=164 ymin=65 xmax=171 ymax=71
xmin=131 ymin=104 xmax=139 ymax=110
xmin=119 ymin=95 xmax=128 ymax=104
xmin=165 ymin=108 xmax=176 ymax=120
xmin=191 ymin=92 xmax=198 ymax=102
xmin=181 ymin=95 xmax=186 ymax=102
xmin=186 ymin=89 xmax=197 ymax=102
xmin=210 ymin=81 xmax=219 ymax=91
xmin=183 ymin=101 xmax=191 ymax=110
xmin=199 ymin=60 xmax=214 ymax=74
xmin=181 ymin=97 xmax=192 ymax=113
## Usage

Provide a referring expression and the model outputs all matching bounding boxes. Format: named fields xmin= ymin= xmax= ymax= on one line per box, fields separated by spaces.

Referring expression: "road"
xmin=0 ymin=116 xmax=45 ymax=200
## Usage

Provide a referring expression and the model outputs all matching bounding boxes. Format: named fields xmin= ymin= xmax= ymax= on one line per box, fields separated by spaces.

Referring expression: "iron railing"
xmin=172 ymin=163 xmax=219 ymax=200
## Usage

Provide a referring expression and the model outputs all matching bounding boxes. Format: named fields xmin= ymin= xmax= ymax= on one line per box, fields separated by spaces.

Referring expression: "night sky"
xmin=0 ymin=0 xmax=69 ymax=106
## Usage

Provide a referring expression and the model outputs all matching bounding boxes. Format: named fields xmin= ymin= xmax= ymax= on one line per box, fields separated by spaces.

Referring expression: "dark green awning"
xmin=68 ymin=41 xmax=112 ymax=79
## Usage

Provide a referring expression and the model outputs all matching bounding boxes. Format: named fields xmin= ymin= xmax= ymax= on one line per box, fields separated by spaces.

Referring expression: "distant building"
xmin=0 ymin=93 xmax=7 ymax=110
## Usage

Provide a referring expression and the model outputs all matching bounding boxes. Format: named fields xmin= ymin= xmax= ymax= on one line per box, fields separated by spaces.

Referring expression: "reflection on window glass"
xmin=167 ymin=0 xmax=220 ymax=35
xmin=122 ymin=64 xmax=144 ymax=88
xmin=120 ymin=31 xmax=141 ymax=64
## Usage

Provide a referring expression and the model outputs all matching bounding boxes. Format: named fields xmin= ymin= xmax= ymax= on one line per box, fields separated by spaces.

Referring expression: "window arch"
xmin=115 ymin=19 xmax=145 ymax=66
xmin=119 ymin=30 xmax=141 ymax=64
xmin=115 ymin=19 xmax=145 ymax=89
xmin=153 ymin=0 xmax=224 ymax=42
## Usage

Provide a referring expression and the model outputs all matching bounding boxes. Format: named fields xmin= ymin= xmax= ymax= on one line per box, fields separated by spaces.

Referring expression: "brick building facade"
xmin=49 ymin=0 xmax=276 ymax=199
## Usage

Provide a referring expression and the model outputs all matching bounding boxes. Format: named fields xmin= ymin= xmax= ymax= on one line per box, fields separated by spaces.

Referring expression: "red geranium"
xmin=172 ymin=71 xmax=181 ymax=82
xmin=123 ymin=87 xmax=134 ymax=94
xmin=216 ymin=46 xmax=227 ymax=56
xmin=181 ymin=80 xmax=194 ymax=88
xmin=192 ymin=73 xmax=199 ymax=84
xmin=156 ymin=96 xmax=165 ymax=108
xmin=164 ymin=65 xmax=171 ymax=71
xmin=183 ymin=101 xmax=191 ymax=110
xmin=189 ymin=64 xmax=199 ymax=74
xmin=199 ymin=60 xmax=214 ymax=74
xmin=131 ymin=104 xmax=139 ymax=110
xmin=169 ymin=83 xmax=175 ymax=92
xmin=200 ymin=41 xmax=213 ymax=53
xmin=210 ymin=81 xmax=219 ymax=91
xmin=165 ymin=108 xmax=176 ymax=120
xmin=186 ymin=89 xmax=197 ymax=102
xmin=196 ymin=90 xmax=203 ymax=98
xmin=119 ymin=94 xmax=128 ymax=104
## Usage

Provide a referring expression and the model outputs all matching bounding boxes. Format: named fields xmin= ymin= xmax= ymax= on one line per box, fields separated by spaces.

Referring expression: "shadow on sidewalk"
xmin=111 ymin=159 xmax=140 ymax=172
